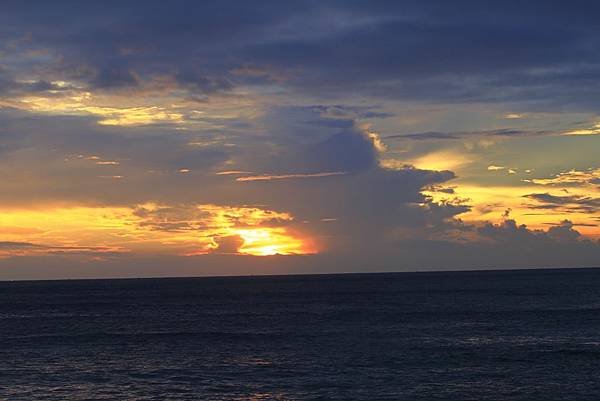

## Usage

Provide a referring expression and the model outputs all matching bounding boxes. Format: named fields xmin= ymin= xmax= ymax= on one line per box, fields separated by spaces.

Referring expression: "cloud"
xmin=504 ymin=113 xmax=524 ymax=119
xmin=216 ymin=170 xmax=254 ymax=175
xmin=90 ymin=67 xmax=139 ymax=89
xmin=529 ymin=168 xmax=600 ymax=186
xmin=0 ymin=110 xmax=231 ymax=205
xmin=523 ymin=193 xmax=600 ymax=212
xmin=386 ymin=128 xmax=553 ymax=141
xmin=562 ymin=123 xmax=600 ymax=136
xmin=0 ymin=240 xmax=122 ymax=259
xmin=174 ymin=70 xmax=233 ymax=95
xmin=0 ymin=202 xmax=313 ymax=258
xmin=211 ymin=235 xmax=245 ymax=254
xmin=236 ymin=172 xmax=347 ymax=182
xmin=387 ymin=132 xmax=460 ymax=141
xmin=305 ymin=129 xmax=380 ymax=173
xmin=3 ymin=1 xmax=600 ymax=111
xmin=477 ymin=218 xmax=585 ymax=244
xmin=0 ymin=241 xmax=39 ymax=249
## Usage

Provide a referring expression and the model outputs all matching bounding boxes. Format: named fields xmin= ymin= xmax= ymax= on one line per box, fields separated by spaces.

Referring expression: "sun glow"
xmin=381 ymin=151 xmax=473 ymax=172
xmin=235 ymin=228 xmax=312 ymax=256
xmin=0 ymin=204 xmax=315 ymax=258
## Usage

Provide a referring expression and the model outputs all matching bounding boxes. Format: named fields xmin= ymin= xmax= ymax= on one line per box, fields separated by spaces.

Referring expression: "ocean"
xmin=2 ymin=268 xmax=600 ymax=400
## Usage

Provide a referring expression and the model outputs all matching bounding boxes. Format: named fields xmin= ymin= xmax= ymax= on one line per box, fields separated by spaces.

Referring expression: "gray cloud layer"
xmin=3 ymin=1 xmax=600 ymax=109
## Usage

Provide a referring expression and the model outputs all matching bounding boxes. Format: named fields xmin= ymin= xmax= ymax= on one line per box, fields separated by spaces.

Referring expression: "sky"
xmin=1 ymin=0 xmax=599 ymax=279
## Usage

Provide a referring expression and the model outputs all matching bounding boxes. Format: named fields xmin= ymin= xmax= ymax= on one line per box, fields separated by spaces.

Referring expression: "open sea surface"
xmin=2 ymin=268 xmax=600 ymax=400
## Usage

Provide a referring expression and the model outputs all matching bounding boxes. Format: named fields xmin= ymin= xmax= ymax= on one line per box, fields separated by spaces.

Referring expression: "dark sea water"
xmin=2 ymin=269 xmax=600 ymax=400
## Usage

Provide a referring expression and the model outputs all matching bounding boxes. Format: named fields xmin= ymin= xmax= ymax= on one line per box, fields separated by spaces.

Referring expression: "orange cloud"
xmin=424 ymin=183 xmax=600 ymax=238
xmin=0 ymin=203 xmax=316 ymax=259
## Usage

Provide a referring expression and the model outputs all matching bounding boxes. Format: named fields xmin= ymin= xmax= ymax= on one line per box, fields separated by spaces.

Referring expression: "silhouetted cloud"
xmin=524 ymin=193 xmax=600 ymax=212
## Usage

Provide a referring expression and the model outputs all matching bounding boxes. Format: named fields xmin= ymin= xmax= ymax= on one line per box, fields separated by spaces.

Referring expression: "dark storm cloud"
xmin=0 ymin=0 xmax=311 ymax=92
xmin=239 ymin=1 xmax=600 ymax=108
xmin=3 ymin=1 xmax=600 ymax=108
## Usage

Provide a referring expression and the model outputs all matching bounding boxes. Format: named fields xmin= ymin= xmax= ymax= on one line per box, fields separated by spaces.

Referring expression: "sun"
xmin=234 ymin=228 xmax=314 ymax=256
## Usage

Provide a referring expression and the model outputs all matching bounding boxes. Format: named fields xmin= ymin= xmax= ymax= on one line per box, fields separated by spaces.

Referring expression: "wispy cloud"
xmin=216 ymin=170 xmax=254 ymax=175
xmin=386 ymin=129 xmax=552 ymax=141
xmin=527 ymin=168 xmax=600 ymax=186
xmin=503 ymin=113 xmax=525 ymax=119
xmin=236 ymin=172 xmax=348 ymax=182
xmin=562 ymin=123 xmax=600 ymax=136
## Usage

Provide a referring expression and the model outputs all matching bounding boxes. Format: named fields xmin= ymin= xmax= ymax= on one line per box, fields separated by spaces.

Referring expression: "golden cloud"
xmin=0 ymin=203 xmax=316 ymax=259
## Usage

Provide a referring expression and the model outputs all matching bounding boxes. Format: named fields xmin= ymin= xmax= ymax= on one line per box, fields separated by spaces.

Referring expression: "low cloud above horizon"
xmin=1 ymin=0 xmax=599 ymax=279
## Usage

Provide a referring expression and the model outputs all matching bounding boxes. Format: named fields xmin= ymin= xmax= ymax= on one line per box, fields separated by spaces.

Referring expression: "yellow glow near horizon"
xmin=235 ymin=228 xmax=313 ymax=256
xmin=0 ymin=204 xmax=315 ymax=258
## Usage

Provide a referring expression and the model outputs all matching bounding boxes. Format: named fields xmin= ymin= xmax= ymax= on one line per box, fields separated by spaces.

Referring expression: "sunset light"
xmin=0 ymin=204 xmax=314 ymax=258
xmin=235 ymin=228 xmax=314 ymax=256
